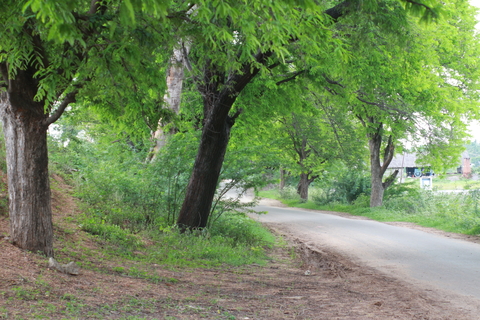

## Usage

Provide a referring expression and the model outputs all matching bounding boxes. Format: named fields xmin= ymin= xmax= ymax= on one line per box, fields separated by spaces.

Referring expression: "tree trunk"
xmin=370 ymin=165 xmax=385 ymax=207
xmin=297 ymin=172 xmax=310 ymax=200
xmin=176 ymin=106 xmax=232 ymax=230
xmin=0 ymin=91 xmax=53 ymax=257
xmin=369 ymin=129 xmax=386 ymax=207
xmin=147 ymin=45 xmax=188 ymax=161
xmin=368 ymin=126 xmax=397 ymax=207
xmin=279 ymin=168 xmax=287 ymax=190
xmin=176 ymin=52 xmax=270 ymax=231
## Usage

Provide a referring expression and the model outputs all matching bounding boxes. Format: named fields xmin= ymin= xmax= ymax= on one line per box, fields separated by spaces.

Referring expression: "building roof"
xmin=388 ymin=151 xmax=470 ymax=169
xmin=388 ymin=153 xmax=418 ymax=168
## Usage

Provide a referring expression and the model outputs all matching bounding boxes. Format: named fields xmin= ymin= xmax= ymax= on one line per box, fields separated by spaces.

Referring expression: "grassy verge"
xmin=78 ymin=212 xmax=276 ymax=270
xmin=431 ymin=177 xmax=480 ymax=190
xmin=259 ymin=187 xmax=480 ymax=236
xmin=0 ymin=204 xmax=280 ymax=320
xmin=0 ymin=177 xmax=281 ymax=320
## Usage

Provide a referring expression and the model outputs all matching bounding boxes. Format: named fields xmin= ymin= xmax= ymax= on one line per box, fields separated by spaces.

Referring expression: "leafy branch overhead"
xmin=0 ymin=0 xmax=478 ymax=254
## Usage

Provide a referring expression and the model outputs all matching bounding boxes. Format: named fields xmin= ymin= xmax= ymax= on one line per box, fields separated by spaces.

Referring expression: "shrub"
xmin=47 ymin=123 xmax=279 ymax=267
xmin=278 ymin=186 xmax=301 ymax=200
xmin=313 ymin=170 xmax=370 ymax=205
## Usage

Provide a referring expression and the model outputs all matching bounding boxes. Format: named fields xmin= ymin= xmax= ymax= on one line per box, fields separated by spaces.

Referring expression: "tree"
xmin=147 ymin=43 xmax=189 ymax=161
xmin=321 ymin=0 xmax=480 ymax=206
xmin=0 ymin=0 xmax=169 ymax=256
xmin=274 ymin=92 xmax=364 ymax=200
xmin=174 ymin=0 xmax=344 ymax=229
xmin=175 ymin=0 xmax=443 ymax=228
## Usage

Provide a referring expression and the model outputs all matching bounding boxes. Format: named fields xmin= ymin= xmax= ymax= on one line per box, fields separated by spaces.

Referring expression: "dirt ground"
xmin=1 ymin=177 xmax=480 ymax=319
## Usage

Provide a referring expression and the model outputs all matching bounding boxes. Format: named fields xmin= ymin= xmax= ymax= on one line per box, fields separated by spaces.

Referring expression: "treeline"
xmin=1 ymin=0 xmax=479 ymax=256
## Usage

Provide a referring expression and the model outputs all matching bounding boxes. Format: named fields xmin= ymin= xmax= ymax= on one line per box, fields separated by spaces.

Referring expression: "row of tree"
xmin=1 ymin=0 xmax=479 ymax=257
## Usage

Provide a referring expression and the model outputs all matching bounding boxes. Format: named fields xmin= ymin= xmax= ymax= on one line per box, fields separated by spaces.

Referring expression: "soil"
xmin=1 ymin=177 xmax=480 ymax=319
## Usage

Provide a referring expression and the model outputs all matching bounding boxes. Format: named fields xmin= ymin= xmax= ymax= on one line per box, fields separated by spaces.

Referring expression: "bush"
xmin=210 ymin=212 xmax=275 ymax=247
xmin=47 ymin=123 xmax=279 ymax=267
xmin=80 ymin=215 xmax=143 ymax=251
xmin=278 ymin=186 xmax=301 ymax=200
xmin=313 ymin=170 xmax=370 ymax=205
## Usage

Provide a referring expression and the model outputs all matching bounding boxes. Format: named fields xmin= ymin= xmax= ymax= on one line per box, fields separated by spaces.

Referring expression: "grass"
xmin=77 ymin=211 xmax=276 ymax=270
xmin=431 ymin=176 xmax=480 ymax=190
xmin=260 ymin=182 xmax=480 ymax=236
xmin=0 ymin=192 xmax=280 ymax=320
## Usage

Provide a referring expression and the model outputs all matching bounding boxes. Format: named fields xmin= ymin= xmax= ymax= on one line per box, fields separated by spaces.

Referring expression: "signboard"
xmin=420 ymin=176 xmax=433 ymax=190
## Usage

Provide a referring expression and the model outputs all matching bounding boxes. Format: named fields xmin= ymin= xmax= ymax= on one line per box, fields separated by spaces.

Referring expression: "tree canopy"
xmin=1 ymin=0 xmax=479 ymax=253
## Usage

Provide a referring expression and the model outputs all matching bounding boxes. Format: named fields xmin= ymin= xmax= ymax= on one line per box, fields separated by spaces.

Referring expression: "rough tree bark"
xmin=0 ymin=69 xmax=53 ymax=256
xmin=368 ymin=123 xmax=399 ymax=207
xmin=177 ymin=53 xmax=270 ymax=230
xmin=297 ymin=172 xmax=317 ymax=200
xmin=0 ymin=1 xmax=102 ymax=256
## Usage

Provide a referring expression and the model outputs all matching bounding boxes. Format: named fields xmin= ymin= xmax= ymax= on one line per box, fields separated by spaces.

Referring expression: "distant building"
xmin=458 ymin=151 xmax=471 ymax=178
xmin=387 ymin=153 xmax=430 ymax=179
xmin=388 ymin=151 xmax=471 ymax=180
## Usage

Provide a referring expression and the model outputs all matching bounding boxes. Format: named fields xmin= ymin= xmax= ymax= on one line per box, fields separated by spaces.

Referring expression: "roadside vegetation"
xmin=260 ymin=169 xmax=480 ymax=236
xmin=46 ymin=127 xmax=277 ymax=270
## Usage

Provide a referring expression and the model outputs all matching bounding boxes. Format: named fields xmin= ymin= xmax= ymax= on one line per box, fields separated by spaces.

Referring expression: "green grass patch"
xmin=260 ymin=187 xmax=480 ymax=236
xmin=78 ymin=211 xmax=276 ymax=269
xmin=432 ymin=178 xmax=480 ymax=191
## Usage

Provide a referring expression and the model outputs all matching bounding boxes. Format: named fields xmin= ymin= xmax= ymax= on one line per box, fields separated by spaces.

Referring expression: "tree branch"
xmin=383 ymin=169 xmax=399 ymax=189
xmin=381 ymin=135 xmax=395 ymax=174
xmin=226 ymin=108 xmax=243 ymax=127
xmin=323 ymin=74 xmax=345 ymax=88
xmin=276 ymin=70 xmax=305 ymax=86
xmin=325 ymin=1 xmax=352 ymax=20
xmin=88 ymin=0 xmax=105 ymax=15
xmin=311 ymin=91 xmax=347 ymax=156
xmin=356 ymin=95 xmax=411 ymax=117
xmin=402 ymin=0 xmax=438 ymax=19
xmin=44 ymin=89 xmax=79 ymax=126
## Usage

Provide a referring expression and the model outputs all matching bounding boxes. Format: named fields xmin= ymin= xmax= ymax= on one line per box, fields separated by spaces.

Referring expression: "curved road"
xmin=251 ymin=203 xmax=480 ymax=300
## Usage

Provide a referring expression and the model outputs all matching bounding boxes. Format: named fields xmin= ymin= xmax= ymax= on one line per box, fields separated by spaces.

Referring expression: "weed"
xmin=12 ymin=287 xmax=39 ymax=300
xmin=112 ymin=266 xmax=125 ymax=273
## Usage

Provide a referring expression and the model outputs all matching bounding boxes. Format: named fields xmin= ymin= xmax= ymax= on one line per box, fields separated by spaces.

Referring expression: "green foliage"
xmin=313 ymin=167 xmax=371 ymax=205
xmin=209 ymin=143 xmax=277 ymax=227
xmin=147 ymin=220 xmax=274 ymax=268
xmin=278 ymin=186 xmax=302 ymax=201
xmin=383 ymin=182 xmax=427 ymax=214
xmin=209 ymin=212 xmax=275 ymax=248
xmin=70 ymin=133 xmax=195 ymax=230
xmin=268 ymin=179 xmax=480 ymax=235
xmin=48 ymin=116 xmax=277 ymax=266
xmin=80 ymin=215 xmax=144 ymax=251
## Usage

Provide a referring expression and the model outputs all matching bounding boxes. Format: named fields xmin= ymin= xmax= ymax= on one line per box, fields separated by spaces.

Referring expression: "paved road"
xmin=251 ymin=204 xmax=480 ymax=299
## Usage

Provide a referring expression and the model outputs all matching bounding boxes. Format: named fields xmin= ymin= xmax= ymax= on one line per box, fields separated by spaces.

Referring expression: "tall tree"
xmin=175 ymin=0 xmax=442 ymax=228
xmin=273 ymin=91 xmax=364 ymax=200
xmin=321 ymin=0 xmax=480 ymax=206
xmin=0 ymin=0 xmax=170 ymax=256
xmin=175 ymin=0 xmax=347 ymax=229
